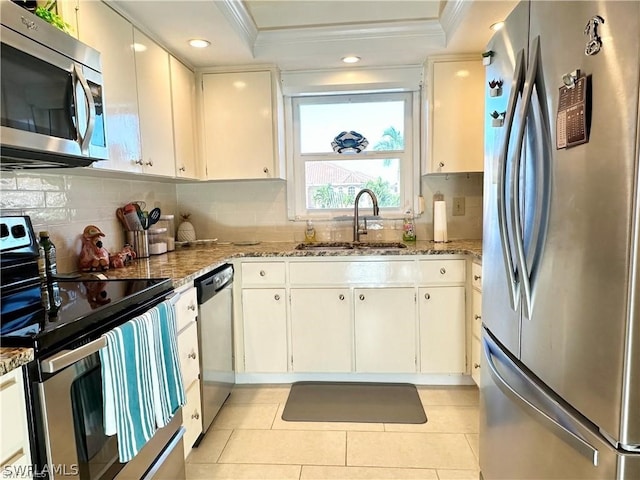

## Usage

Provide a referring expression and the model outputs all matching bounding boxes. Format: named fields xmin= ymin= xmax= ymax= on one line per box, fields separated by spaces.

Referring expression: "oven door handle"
xmin=40 ymin=337 xmax=107 ymax=374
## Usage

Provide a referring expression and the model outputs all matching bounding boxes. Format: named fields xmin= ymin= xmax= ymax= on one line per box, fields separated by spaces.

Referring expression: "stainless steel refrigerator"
xmin=481 ymin=1 xmax=640 ymax=478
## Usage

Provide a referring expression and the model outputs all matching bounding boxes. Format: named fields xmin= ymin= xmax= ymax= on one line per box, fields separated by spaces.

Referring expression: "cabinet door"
xmin=290 ymin=288 xmax=352 ymax=372
xmin=428 ymin=59 xmax=484 ymax=174
xmin=77 ymin=0 xmax=142 ymax=172
xmin=354 ymin=288 xmax=416 ymax=373
xmin=133 ymin=29 xmax=176 ymax=177
xmin=0 ymin=369 xmax=31 ymax=472
xmin=202 ymin=71 xmax=276 ymax=180
xmin=242 ymin=289 xmax=287 ymax=372
xmin=170 ymin=56 xmax=199 ymax=179
xmin=419 ymin=286 xmax=466 ymax=373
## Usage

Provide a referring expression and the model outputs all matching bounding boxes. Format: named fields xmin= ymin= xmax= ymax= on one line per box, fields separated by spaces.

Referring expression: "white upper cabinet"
xmin=424 ymin=56 xmax=485 ymax=174
xmin=200 ymin=69 xmax=285 ymax=180
xmin=133 ymin=29 xmax=176 ymax=177
xmin=76 ymin=0 xmax=143 ymax=173
xmin=170 ymin=56 xmax=199 ymax=179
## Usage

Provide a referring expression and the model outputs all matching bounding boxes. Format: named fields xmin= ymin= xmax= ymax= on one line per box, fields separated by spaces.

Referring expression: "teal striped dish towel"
xmin=146 ymin=300 xmax=186 ymax=427
xmin=101 ymin=300 xmax=186 ymax=462
xmin=100 ymin=316 xmax=156 ymax=462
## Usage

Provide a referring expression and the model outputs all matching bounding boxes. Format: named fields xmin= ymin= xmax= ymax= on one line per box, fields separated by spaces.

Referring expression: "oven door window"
xmin=70 ymin=353 xmax=123 ymax=480
xmin=0 ymin=43 xmax=76 ymax=140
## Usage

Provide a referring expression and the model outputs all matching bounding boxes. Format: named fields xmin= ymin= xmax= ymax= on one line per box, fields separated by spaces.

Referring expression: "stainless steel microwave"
xmin=0 ymin=0 xmax=108 ymax=170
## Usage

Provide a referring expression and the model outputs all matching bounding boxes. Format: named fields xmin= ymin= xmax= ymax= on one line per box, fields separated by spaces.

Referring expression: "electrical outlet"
xmin=453 ymin=197 xmax=465 ymax=216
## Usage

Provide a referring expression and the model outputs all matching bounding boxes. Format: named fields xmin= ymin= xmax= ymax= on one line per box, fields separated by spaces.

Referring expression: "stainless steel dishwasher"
xmin=194 ymin=263 xmax=235 ymax=441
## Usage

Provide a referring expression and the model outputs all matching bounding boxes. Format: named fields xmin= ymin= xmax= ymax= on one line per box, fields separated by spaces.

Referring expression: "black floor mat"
xmin=282 ymin=381 xmax=427 ymax=424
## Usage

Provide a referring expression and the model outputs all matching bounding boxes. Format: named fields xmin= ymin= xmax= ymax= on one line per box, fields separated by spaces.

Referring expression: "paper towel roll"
xmin=433 ymin=200 xmax=448 ymax=243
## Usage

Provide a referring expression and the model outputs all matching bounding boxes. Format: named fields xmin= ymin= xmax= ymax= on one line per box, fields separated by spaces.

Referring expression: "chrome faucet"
xmin=353 ymin=188 xmax=380 ymax=243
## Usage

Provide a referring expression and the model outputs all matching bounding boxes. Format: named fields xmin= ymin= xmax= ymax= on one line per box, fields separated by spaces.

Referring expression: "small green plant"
xmin=34 ymin=1 xmax=70 ymax=33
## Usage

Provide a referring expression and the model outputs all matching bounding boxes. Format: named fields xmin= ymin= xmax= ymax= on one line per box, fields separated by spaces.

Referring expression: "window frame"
xmin=286 ymin=91 xmax=420 ymax=220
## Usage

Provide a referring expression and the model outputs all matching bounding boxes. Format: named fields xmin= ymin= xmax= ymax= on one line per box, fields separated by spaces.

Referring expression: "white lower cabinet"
xmin=238 ymin=256 xmax=470 ymax=381
xmin=174 ymin=285 xmax=201 ymax=458
xmin=471 ymin=261 xmax=483 ymax=386
xmin=290 ymin=288 xmax=352 ymax=372
xmin=419 ymin=286 xmax=466 ymax=374
xmin=354 ymin=288 xmax=417 ymax=373
xmin=242 ymin=288 xmax=287 ymax=372
xmin=0 ymin=368 xmax=31 ymax=478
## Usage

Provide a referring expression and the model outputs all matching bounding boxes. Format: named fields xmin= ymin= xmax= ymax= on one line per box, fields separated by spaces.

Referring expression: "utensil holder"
xmin=125 ymin=230 xmax=149 ymax=258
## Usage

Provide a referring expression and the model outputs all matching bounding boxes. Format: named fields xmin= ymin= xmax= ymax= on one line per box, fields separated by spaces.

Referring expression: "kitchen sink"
xmin=295 ymin=241 xmax=407 ymax=250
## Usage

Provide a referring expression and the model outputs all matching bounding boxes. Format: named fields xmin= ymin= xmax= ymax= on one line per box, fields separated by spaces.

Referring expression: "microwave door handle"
xmin=40 ymin=337 xmax=107 ymax=374
xmin=497 ymin=48 xmax=526 ymax=311
xmin=510 ymin=37 xmax=540 ymax=320
xmin=73 ymin=64 xmax=95 ymax=155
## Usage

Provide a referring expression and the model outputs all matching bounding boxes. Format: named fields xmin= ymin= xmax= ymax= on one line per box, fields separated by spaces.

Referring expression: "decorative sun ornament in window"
xmin=331 ymin=131 xmax=369 ymax=154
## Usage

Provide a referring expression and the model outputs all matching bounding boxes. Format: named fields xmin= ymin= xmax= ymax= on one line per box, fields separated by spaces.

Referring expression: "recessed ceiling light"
xmin=189 ymin=39 xmax=211 ymax=48
xmin=342 ymin=56 xmax=361 ymax=64
xmin=490 ymin=22 xmax=505 ymax=32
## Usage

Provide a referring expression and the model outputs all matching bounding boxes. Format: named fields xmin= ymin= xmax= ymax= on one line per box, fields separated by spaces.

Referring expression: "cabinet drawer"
xmin=182 ymin=381 xmax=202 ymax=456
xmin=290 ymin=261 xmax=415 ymax=285
xmin=417 ymin=259 xmax=465 ymax=284
xmin=472 ymin=262 xmax=482 ymax=291
xmin=241 ymin=262 xmax=285 ymax=286
xmin=0 ymin=369 xmax=28 ymax=467
xmin=472 ymin=289 xmax=482 ymax=340
xmin=175 ymin=286 xmax=197 ymax=332
xmin=178 ymin=322 xmax=200 ymax=387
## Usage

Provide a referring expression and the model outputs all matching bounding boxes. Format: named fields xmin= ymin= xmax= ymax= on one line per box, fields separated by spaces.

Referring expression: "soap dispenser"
xmin=304 ymin=220 xmax=316 ymax=243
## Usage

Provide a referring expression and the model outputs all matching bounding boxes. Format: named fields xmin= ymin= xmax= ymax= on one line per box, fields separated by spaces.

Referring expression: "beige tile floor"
xmin=186 ymin=384 xmax=479 ymax=480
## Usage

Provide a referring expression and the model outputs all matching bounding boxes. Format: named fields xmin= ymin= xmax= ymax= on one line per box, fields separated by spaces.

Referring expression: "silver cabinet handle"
xmin=339 ymin=294 xmax=345 ymax=301
xmin=474 ymin=275 xmax=481 ymax=281
xmin=188 ymin=351 xmax=197 ymax=360
xmin=263 ymin=167 xmax=269 ymax=175
xmin=439 ymin=162 xmax=445 ymax=168
xmin=259 ymin=270 xmax=266 ymax=277
xmin=188 ymin=304 xmax=196 ymax=311
xmin=145 ymin=159 xmax=153 ymax=167
xmin=191 ymin=411 xmax=200 ymax=420
xmin=424 ymin=293 xmax=430 ymax=300
xmin=179 ymin=166 xmax=186 ymax=172
xmin=474 ymin=314 xmax=482 ymax=320
xmin=359 ymin=294 xmax=365 ymax=301
xmin=474 ymin=363 xmax=481 ymax=369
xmin=274 ymin=294 xmax=280 ymax=301
xmin=135 ymin=159 xmax=144 ymax=165
xmin=440 ymin=267 xmax=446 ymax=275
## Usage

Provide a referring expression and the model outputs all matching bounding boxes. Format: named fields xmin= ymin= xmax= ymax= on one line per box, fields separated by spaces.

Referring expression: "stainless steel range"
xmin=0 ymin=216 xmax=185 ymax=480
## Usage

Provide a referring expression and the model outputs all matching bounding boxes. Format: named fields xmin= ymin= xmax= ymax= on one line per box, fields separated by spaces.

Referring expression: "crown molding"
xmin=216 ymin=0 xmax=259 ymax=53
xmin=255 ymin=19 xmax=445 ymax=49
xmin=439 ymin=0 xmax=473 ymax=44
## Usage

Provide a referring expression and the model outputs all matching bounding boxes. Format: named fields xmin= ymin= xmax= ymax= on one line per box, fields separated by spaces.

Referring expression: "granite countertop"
xmin=0 ymin=239 xmax=481 ymax=375
xmin=103 ymin=239 xmax=482 ymax=288
xmin=0 ymin=347 xmax=34 ymax=376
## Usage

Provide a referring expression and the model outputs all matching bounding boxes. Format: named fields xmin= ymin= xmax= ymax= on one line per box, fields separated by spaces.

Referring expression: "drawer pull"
xmin=339 ymin=294 xmax=345 ymax=301
xmin=188 ymin=351 xmax=197 ymax=360
xmin=188 ymin=304 xmax=196 ymax=311
xmin=439 ymin=162 xmax=445 ymax=168
xmin=259 ymin=270 xmax=266 ymax=277
xmin=274 ymin=294 xmax=280 ymax=301
xmin=424 ymin=293 xmax=431 ymax=300
xmin=439 ymin=267 xmax=446 ymax=274
xmin=191 ymin=411 xmax=200 ymax=420
xmin=0 ymin=376 xmax=17 ymax=392
xmin=474 ymin=314 xmax=482 ymax=320
xmin=474 ymin=275 xmax=482 ymax=281
xmin=474 ymin=363 xmax=481 ymax=369
xmin=359 ymin=294 xmax=365 ymax=301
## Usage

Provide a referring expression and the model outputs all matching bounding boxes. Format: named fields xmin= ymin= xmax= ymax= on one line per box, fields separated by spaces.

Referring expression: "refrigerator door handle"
xmin=510 ymin=36 xmax=542 ymax=319
xmin=483 ymin=334 xmax=600 ymax=466
xmin=497 ymin=48 xmax=526 ymax=311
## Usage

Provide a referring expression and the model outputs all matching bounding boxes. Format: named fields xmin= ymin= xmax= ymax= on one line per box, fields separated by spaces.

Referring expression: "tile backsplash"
xmin=0 ymin=171 xmax=177 ymax=273
xmin=1 ymin=170 xmax=482 ymax=272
